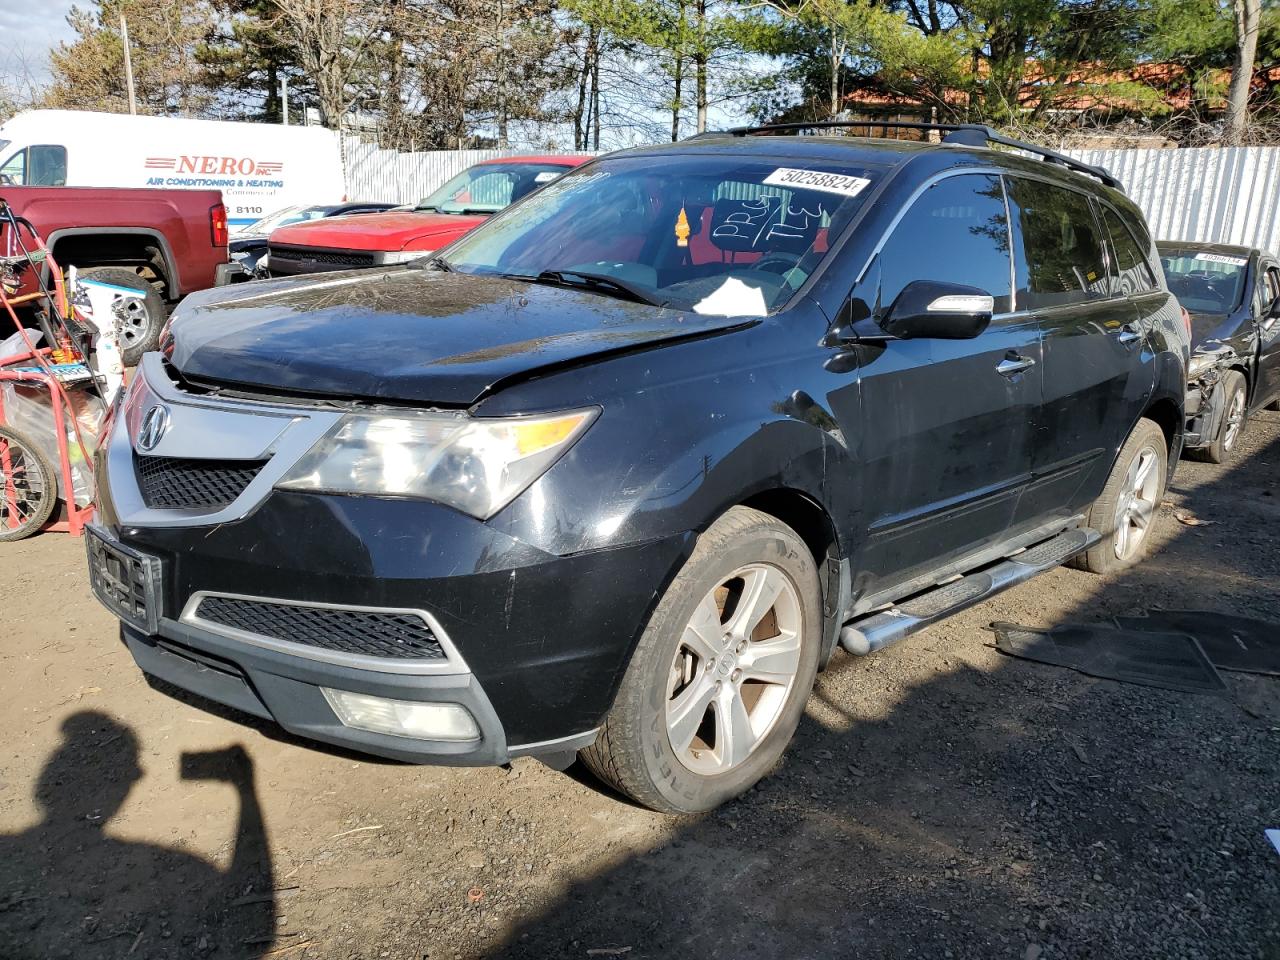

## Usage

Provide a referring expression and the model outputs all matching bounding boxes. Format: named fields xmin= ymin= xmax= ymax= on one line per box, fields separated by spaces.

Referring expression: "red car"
xmin=265 ymin=155 xmax=592 ymax=277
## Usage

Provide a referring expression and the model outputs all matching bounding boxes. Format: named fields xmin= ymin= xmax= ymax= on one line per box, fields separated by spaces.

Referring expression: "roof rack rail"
xmin=719 ymin=120 xmax=1123 ymax=191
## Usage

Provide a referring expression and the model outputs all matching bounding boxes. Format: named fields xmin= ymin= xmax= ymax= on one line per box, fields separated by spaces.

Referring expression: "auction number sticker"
xmin=763 ymin=167 xmax=871 ymax=198
xmin=1195 ymin=252 xmax=1248 ymax=266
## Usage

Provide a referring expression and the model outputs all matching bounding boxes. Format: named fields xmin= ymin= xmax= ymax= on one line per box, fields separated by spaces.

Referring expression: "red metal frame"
xmin=1 ymin=215 xmax=97 ymax=537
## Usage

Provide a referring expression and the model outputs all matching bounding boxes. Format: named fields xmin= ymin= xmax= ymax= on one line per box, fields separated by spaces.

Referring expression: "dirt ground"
xmin=2 ymin=414 xmax=1278 ymax=960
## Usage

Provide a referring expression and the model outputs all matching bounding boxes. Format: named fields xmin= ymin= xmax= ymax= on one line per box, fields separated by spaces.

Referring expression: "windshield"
xmin=416 ymin=162 xmax=574 ymax=214
xmin=1160 ymin=248 xmax=1248 ymax=315
xmin=239 ymin=204 xmax=331 ymax=236
xmin=439 ymin=154 xmax=885 ymax=315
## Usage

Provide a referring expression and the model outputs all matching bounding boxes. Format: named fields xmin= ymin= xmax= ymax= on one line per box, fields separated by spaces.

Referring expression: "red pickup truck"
xmin=1 ymin=186 xmax=228 ymax=363
xmin=266 ymin=156 xmax=591 ymax=277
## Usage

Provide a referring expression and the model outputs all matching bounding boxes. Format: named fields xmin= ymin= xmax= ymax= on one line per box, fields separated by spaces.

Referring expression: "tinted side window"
xmin=1101 ymin=208 xmax=1156 ymax=295
xmin=880 ymin=174 xmax=1012 ymax=313
xmin=1006 ymin=177 xmax=1108 ymax=310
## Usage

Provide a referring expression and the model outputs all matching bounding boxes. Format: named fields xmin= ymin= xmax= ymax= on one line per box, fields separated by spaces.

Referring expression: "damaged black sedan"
xmin=1159 ymin=241 xmax=1280 ymax=462
xmin=88 ymin=127 xmax=1187 ymax=813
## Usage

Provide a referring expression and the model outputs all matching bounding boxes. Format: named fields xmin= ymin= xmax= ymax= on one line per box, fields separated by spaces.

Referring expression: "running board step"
xmin=839 ymin=527 xmax=1100 ymax=656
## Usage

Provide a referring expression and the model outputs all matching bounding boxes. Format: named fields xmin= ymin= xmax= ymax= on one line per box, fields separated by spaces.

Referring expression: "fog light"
xmin=321 ymin=688 xmax=480 ymax=742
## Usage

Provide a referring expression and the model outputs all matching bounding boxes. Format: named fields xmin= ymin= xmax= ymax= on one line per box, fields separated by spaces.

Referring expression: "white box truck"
xmin=0 ymin=110 xmax=346 ymax=228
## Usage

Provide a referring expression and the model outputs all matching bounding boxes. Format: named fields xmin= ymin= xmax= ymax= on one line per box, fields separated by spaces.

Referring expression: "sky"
xmin=0 ymin=0 xmax=77 ymax=83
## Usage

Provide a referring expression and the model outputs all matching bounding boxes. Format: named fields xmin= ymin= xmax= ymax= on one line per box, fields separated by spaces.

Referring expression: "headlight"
xmin=380 ymin=249 xmax=433 ymax=265
xmin=276 ymin=408 xmax=597 ymax=519
xmin=1187 ymin=352 xmax=1222 ymax=378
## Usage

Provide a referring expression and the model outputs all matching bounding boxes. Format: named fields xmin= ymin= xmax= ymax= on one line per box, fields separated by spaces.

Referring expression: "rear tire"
xmin=1189 ymin=370 xmax=1246 ymax=464
xmin=79 ymin=267 xmax=166 ymax=367
xmin=580 ymin=506 xmax=822 ymax=814
xmin=0 ymin=425 xmax=58 ymax=541
xmin=1072 ymin=419 xmax=1167 ymax=575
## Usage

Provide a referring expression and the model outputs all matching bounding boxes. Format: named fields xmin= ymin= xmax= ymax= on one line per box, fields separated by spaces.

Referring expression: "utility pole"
xmin=120 ymin=14 xmax=137 ymax=115
xmin=280 ymin=75 xmax=290 ymax=126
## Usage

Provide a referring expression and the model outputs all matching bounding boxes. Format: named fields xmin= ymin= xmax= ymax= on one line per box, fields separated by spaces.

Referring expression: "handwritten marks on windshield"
xmin=710 ymin=195 xmax=825 ymax=254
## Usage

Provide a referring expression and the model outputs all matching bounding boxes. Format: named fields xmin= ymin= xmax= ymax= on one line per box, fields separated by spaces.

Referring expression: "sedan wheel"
xmin=1221 ymin=385 xmax=1246 ymax=453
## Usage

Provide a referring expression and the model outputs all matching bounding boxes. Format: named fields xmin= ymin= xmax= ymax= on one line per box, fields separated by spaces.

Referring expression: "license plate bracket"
xmin=86 ymin=524 xmax=164 ymax=634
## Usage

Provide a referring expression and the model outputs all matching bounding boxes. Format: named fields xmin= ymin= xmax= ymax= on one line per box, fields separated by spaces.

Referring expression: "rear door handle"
xmin=996 ymin=355 xmax=1037 ymax=377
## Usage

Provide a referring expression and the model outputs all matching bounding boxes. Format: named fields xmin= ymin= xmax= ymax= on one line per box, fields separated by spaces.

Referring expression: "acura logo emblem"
xmin=137 ymin=405 xmax=170 ymax=452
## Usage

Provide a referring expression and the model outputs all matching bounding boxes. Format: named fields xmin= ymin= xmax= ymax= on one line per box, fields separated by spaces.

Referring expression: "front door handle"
xmin=1116 ymin=325 xmax=1143 ymax=344
xmin=996 ymin=354 xmax=1037 ymax=377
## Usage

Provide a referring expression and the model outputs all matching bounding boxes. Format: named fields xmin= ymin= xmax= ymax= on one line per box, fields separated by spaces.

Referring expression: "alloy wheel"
xmin=1113 ymin=446 xmax=1161 ymax=561
xmin=1222 ymin=388 xmax=1246 ymax=452
xmin=664 ymin=563 xmax=803 ymax=775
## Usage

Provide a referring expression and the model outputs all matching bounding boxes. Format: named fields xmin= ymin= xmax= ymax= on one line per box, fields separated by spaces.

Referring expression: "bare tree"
xmin=270 ymin=0 xmax=384 ymax=128
xmin=1223 ymin=0 xmax=1261 ymax=145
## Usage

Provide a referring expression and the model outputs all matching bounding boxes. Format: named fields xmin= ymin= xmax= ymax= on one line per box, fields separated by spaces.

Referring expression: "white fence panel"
xmin=343 ymin=140 xmax=590 ymax=205
xmin=1068 ymin=146 xmax=1280 ymax=254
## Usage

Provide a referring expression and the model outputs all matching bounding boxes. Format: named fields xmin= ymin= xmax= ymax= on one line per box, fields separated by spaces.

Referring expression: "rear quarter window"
xmin=1101 ymin=207 xmax=1158 ymax=296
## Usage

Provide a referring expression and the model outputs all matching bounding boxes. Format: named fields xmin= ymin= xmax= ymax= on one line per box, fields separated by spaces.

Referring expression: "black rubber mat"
xmin=1114 ymin=611 xmax=1280 ymax=677
xmin=992 ymin=622 xmax=1227 ymax=694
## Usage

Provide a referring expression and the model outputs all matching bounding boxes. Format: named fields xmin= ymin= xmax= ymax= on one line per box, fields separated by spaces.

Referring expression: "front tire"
xmin=580 ymin=506 xmax=822 ymax=814
xmin=1073 ymin=419 xmax=1167 ymax=575
xmin=79 ymin=267 xmax=166 ymax=366
xmin=1191 ymin=370 xmax=1246 ymax=464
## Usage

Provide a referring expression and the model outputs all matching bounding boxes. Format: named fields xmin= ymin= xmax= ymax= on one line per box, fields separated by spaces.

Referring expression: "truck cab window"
xmin=28 ymin=145 xmax=67 ymax=186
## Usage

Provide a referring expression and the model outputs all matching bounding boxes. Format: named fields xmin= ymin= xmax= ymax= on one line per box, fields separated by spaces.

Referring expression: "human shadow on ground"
xmin=0 ymin=710 xmax=276 ymax=959
xmin=484 ymin=427 xmax=1280 ymax=959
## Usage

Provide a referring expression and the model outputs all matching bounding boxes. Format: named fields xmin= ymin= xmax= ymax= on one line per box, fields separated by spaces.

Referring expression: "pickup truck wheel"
xmin=580 ymin=506 xmax=821 ymax=814
xmin=1190 ymin=371 xmax=1247 ymax=464
xmin=0 ymin=426 xmax=58 ymax=541
xmin=79 ymin=268 xmax=165 ymax=366
xmin=1072 ymin=419 xmax=1167 ymax=575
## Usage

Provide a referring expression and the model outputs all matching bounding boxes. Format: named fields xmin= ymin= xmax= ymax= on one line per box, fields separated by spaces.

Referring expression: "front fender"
xmin=479 ymin=319 xmax=854 ymax=559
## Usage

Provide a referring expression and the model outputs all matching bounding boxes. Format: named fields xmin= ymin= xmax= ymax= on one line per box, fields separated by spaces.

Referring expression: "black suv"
xmin=87 ymin=124 xmax=1188 ymax=814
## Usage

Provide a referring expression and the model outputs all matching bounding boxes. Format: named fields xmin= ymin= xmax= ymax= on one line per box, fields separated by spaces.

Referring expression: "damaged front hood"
xmin=1185 ymin=309 xmax=1232 ymax=349
xmin=167 ymin=269 xmax=752 ymax=406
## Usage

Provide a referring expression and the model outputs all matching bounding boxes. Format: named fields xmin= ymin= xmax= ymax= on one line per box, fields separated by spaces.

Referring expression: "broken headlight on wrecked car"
xmin=276 ymin=408 xmax=597 ymax=519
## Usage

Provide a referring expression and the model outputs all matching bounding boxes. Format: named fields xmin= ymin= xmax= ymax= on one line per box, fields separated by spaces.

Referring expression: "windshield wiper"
xmin=421 ymin=255 xmax=452 ymax=272
xmin=415 ymin=204 xmax=441 ymax=213
xmin=513 ymin=270 xmax=662 ymax=306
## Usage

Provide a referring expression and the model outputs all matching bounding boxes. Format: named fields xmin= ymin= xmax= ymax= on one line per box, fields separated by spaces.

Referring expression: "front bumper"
xmin=91 ymin=357 xmax=692 ymax=764
xmin=1184 ymin=370 xmax=1226 ymax=449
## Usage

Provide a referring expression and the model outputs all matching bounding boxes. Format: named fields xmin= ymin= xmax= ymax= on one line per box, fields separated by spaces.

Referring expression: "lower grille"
xmin=135 ymin=455 xmax=266 ymax=510
xmin=194 ymin=595 xmax=446 ymax=661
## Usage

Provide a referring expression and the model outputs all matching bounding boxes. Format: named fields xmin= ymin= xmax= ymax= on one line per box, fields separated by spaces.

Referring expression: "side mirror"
xmin=881 ymin=280 xmax=994 ymax=340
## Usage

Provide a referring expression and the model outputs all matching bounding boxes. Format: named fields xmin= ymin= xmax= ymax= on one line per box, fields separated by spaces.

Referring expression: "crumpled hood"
xmin=268 ymin=211 xmax=486 ymax=252
xmin=167 ymin=269 xmax=754 ymax=406
xmin=1185 ymin=310 xmax=1233 ymax=351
